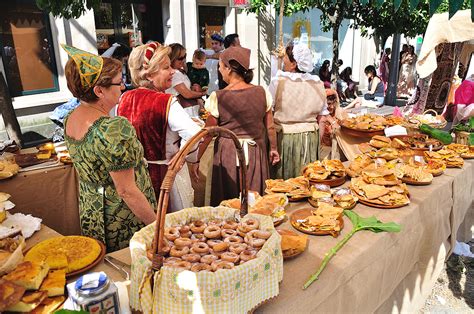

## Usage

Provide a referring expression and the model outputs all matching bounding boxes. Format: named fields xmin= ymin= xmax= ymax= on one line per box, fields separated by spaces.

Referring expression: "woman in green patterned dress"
xmin=61 ymin=45 xmax=157 ymax=252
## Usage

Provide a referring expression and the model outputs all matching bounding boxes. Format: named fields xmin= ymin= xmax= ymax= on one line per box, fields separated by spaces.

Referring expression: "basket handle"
xmin=150 ymin=126 xmax=249 ymax=270
xmin=423 ymin=109 xmax=439 ymax=116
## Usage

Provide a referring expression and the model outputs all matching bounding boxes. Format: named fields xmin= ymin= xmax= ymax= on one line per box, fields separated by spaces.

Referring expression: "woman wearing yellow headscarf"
xmin=62 ymin=45 xmax=156 ymax=252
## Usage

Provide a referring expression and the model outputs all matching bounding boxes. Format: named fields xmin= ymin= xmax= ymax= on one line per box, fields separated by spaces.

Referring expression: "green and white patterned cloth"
xmin=130 ymin=206 xmax=283 ymax=313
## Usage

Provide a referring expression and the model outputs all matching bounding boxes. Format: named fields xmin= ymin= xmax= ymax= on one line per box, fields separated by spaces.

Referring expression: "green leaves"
xmin=410 ymin=0 xmax=421 ymax=10
xmin=449 ymin=0 xmax=466 ymax=18
xmin=303 ymin=210 xmax=401 ymax=289
xmin=344 ymin=210 xmax=402 ymax=233
xmin=394 ymin=0 xmax=403 ymax=10
xmin=36 ymin=0 xmax=101 ymax=19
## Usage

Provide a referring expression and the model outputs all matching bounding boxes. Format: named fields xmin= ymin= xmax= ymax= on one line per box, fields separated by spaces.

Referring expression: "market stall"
xmin=13 ymin=159 xmax=468 ymax=313
xmin=0 ymin=149 xmax=81 ymax=235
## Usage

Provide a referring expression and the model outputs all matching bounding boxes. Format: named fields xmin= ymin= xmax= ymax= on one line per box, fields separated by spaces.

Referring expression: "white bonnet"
xmin=292 ymin=43 xmax=313 ymax=73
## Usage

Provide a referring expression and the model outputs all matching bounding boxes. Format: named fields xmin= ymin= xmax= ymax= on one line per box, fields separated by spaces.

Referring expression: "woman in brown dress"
xmin=196 ymin=47 xmax=280 ymax=206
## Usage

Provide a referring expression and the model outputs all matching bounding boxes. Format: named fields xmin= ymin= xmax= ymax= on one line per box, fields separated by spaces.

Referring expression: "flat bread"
xmin=24 ymin=236 xmax=101 ymax=273
xmin=0 ymin=279 xmax=25 ymax=311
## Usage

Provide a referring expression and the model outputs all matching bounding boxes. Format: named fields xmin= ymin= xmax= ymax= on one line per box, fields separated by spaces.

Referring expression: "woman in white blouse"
xmin=166 ymin=43 xmax=207 ymax=118
xmin=269 ymin=41 xmax=336 ymax=179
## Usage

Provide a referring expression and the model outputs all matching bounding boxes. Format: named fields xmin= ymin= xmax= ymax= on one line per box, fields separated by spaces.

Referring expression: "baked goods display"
xmin=445 ymin=143 xmax=474 ymax=159
xmin=161 ymin=218 xmax=273 ymax=272
xmin=407 ymin=157 xmax=445 ymax=177
xmin=394 ymin=164 xmax=433 ymax=185
xmin=249 ymin=193 xmax=288 ymax=225
xmin=424 ymin=150 xmax=464 ymax=168
xmin=24 ymin=236 xmax=103 ymax=274
xmin=0 ymin=158 xmax=20 ymax=180
xmin=58 ymin=150 xmax=73 ymax=164
xmin=350 ymin=167 xmax=410 ymax=208
xmin=341 ymin=114 xmax=400 ymax=131
xmin=390 ymin=134 xmax=442 ymax=151
xmin=0 ymin=279 xmax=25 ymax=311
xmin=291 ymin=203 xmax=344 ymax=237
xmin=302 ymin=159 xmax=346 ymax=187
xmin=367 ymin=147 xmax=400 ymax=161
xmin=3 ymin=261 xmax=50 ymax=290
xmin=0 ymin=228 xmax=25 ymax=276
xmin=309 ymin=185 xmax=358 ymax=210
xmin=369 ymin=135 xmax=392 ymax=149
xmin=265 ymin=177 xmax=311 ymax=201
xmin=0 ymin=236 xmax=78 ymax=313
xmin=346 ymin=154 xmax=374 ymax=178
xmin=277 ymin=229 xmax=308 ymax=259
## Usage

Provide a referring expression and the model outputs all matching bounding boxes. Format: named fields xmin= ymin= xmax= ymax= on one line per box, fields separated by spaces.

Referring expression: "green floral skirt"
xmin=272 ymin=130 xmax=319 ymax=180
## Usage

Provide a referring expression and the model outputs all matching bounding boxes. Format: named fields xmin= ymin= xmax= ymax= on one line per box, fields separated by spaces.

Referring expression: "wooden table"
xmin=0 ymin=164 xmax=81 ymax=235
xmin=24 ymin=159 xmax=474 ymax=313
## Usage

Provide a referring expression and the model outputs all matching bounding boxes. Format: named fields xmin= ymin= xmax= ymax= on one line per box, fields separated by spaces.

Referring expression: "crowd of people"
xmin=60 ymin=34 xmax=422 ymax=252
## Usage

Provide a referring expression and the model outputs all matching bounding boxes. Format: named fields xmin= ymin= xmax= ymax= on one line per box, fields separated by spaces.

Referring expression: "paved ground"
xmin=422 ymin=241 xmax=474 ymax=313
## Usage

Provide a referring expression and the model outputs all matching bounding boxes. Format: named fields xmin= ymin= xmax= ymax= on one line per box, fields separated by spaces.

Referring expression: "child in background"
xmin=187 ymin=50 xmax=210 ymax=93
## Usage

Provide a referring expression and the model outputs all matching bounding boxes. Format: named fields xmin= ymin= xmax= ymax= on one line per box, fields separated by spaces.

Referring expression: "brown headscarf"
xmin=220 ymin=46 xmax=251 ymax=70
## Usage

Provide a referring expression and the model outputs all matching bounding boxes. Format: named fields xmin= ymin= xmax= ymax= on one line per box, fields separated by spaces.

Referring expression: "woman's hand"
xmin=189 ymin=163 xmax=200 ymax=183
xmin=269 ymin=149 xmax=280 ymax=165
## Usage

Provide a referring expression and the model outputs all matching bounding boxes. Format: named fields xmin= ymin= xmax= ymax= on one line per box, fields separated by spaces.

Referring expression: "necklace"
xmin=82 ymin=104 xmax=108 ymax=115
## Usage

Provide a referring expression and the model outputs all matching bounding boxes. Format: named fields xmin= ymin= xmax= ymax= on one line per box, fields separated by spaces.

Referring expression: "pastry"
xmin=24 ymin=236 xmax=101 ymax=273
xmin=3 ymin=261 xmax=50 ymax=290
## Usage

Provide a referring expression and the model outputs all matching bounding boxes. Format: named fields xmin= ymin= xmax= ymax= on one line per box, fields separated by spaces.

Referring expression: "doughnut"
xmin=208 ymin=219 xmax=223 ymax=226
xmin=212 ymin=242 xmax=229 ymax=253
xmin=174 ymin=237 xmax=192 ymax=248
xmin=236 ymin=226 xmax=248 ymax=237
xmin=249 ymin=238 xmax=265 ymax=248
xmin=204 ymin=225 xmax=221 ymax=239
xmin=241 ymin=218 xmax=259 ymax=231
xmin=179 ymin=225 xmax=192 ymax=238
xmin=211 ymin=260 xmax=234 ymax=271
xmin=255 ymin=230 xmax=272 ymax=239
xmin=221 ymin=252 xmax=240 ymax=264
xmin=223 ymin=220 xmax=238 ymax=230
xmin=191 ymin=233 xmax=206 ymax=242
xmin=168 ymin=260 xmax=191 ymax=270
xmin=244 ymin=230 xmax=267 ymax=248
xmin=190 ymin=220 xmax=206 ymax=233
xmin=240 ymin=250 xmax=257 ymax=262
xmin=200 ymin=254 xmax=219 ymax=264
xmin=224 ymin=235 xmax=243 ymax=244
xmin=182 ymin=253 xmax=201 ymax=263
xmin=170 ymin=246 xmax=189 ymax=257
xmin=221 ymin=228 xmax=237 ymax=238
xmin=192 ymin=242 xmax=210 ymax=254
xmin=164 ymin=227 xmax=180 ymax=241
xmin=207 ymin=239 xmax=223 ymax=248
xmin=229 ymin=243 xmax=247 ymax=254
xmin=191 ymin=263 xmax=212 ymax=272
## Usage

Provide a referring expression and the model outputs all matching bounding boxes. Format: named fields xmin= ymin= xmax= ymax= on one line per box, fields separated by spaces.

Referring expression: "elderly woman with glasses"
xmin=62 ymin=45 xmax=157 ymax=252
xmin=118 ymin=42 xmax=200 ymax=212
xmin=165 ymin=43 xmax=207 ymax=118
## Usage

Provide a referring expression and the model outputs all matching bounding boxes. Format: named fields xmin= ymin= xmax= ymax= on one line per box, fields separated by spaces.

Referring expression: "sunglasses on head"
xmin=177 ymin=54 xmax=187 ymax=61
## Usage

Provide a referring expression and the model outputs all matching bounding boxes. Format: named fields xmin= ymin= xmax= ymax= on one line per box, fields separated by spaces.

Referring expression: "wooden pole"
xmin=277 ymin=0 xmax=284 ymax=70
xmin=0 ymin=73 xmax=22 ymax=147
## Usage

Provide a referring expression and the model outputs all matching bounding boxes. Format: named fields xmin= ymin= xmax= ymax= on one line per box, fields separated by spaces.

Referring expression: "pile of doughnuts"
xmin=162 ymin=218 xmax=272 ymax=272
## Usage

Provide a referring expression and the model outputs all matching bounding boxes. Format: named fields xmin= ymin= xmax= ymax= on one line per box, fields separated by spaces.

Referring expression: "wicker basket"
xmin=129 ymin=127 xmax=283 ymax=313
xmin=455 ymin=131 xmax=471 ymax=145
xmin=403 ymin=109 xmax=447 ymax=130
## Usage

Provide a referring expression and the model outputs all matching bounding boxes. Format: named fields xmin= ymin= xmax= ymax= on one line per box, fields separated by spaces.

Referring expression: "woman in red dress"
xmin=118 ymin=42 xmax=200 ymax=212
